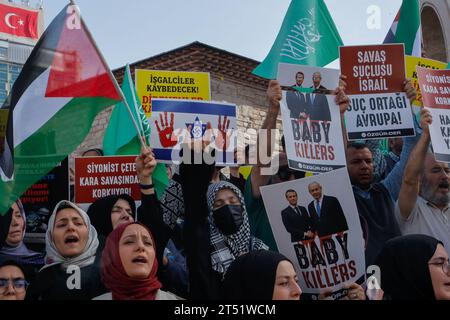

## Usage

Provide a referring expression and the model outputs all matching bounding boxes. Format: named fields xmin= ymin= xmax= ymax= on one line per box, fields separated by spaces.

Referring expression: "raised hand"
xmin=135 ymin=146 xmax=156 ymax=183
xmin=155 ymin=111 xmax=177 ymax=148
xmin=335 ymin=74 xmax=350 ymax=114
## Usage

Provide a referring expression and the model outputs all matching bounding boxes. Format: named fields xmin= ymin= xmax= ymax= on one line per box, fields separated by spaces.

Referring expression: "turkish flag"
xmin=0 ymin=3 xmax=39 ymax=39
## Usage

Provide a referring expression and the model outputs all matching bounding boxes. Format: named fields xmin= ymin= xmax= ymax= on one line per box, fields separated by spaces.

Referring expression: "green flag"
xmin=384 ymin=0 xmax=421 ymax=56
xmin=447 ymin=62 xmax=450 ymax=69
xmin=253 ymin=0 xmax=343 ymax=79
xmin=103 ymin=64 xmax=168 ymax=198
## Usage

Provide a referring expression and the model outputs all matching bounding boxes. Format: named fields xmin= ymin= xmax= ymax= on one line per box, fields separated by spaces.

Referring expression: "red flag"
xmin=0 ymin=3 xmax=39 ymax=39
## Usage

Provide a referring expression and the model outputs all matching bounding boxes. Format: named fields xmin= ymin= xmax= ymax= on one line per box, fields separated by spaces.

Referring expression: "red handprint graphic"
xmin=215 ymin=115 xmax=232 ymax=152
xmin=155 ymin=112 xmax=178 ymax=148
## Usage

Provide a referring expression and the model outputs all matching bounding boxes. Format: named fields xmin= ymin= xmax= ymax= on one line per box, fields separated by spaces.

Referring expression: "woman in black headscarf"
xmin=222 ymin=250 xmax=301 ymax=300
xmin=376 ymin=234 xmax=450 ymax=300
xmin=87 ymin=194 xmax=136 ymax=240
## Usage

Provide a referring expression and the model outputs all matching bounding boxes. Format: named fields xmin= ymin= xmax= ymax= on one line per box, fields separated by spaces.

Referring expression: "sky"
xmin=38 ymin=0 xmax=403 ymax=69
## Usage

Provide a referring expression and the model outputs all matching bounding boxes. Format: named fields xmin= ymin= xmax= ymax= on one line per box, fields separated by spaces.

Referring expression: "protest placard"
xmin=278 ymin=64 xmax=345 ymax=173
xmin=417 ymin=67 xmax=450 ymax=162
xmin=150 ymin=99 xmax=237 ymax=165
xmin=277 ymin=63 xmax=339 ymax=93
xmin=260 ymin=168 xmax=365 ymax=298
xmin=405 ymin=56 xmax=447 ymax=110
xmin=340 ymin=44 xmax=415 ymax=140
xmin=135 ymin=69 xmax=211 ymax=116
xmin=18 ymin=157 xmax=69 ymax=240
xmin=74 ymin=156 xmax=141 ymax=210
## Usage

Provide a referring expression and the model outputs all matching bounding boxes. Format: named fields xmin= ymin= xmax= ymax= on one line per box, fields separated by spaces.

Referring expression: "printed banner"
xmin=135 ymin=69 xmax=211 ymax=116
xmin=340 ymin=44 xmax=415 ymax=140
xmin=150 ymin=99 xmax=237 ymax=165
xmin=18 ymin=157 xmax=69 ymax=237
xmin=278 ymin=64 xmax=345 ymax=173
xmin=405 ymin=56 xmax=447 ymax=109
xmin=260 ymin=168 xmax=365 ymax=298
xmin=417 ymin=67 xmax=450 ymax=162
xmin=74 ymin=156 xmax=141 ymax=209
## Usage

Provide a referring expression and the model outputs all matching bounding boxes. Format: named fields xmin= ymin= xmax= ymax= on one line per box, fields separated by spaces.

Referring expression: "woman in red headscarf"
xmin=94 ymin=222 xmax=181 ymax=300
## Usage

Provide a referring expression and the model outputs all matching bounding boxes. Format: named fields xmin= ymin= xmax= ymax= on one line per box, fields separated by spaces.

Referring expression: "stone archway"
xmin=421 ymin=5 xmax=447 ymax=61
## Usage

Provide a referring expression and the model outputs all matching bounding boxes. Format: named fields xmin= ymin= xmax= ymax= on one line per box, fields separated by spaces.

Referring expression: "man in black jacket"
xmin=307 ymin=182 xmax=348 ymax=237
xmin=309 ymin=72 xmax=331 ymax=121
xmin=281 ymin=189 xmax=315 ymax=242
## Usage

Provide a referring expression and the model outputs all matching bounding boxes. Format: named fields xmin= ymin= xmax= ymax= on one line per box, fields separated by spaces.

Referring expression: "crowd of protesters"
xmin=1 ymin=77 xmax=449 ymax=301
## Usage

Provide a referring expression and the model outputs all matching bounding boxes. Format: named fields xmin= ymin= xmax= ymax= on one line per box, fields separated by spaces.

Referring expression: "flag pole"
xmin=126 ymin=64 xmax=146 ymax=139
xmin=68 ymin=0 xmax=147 ymax=149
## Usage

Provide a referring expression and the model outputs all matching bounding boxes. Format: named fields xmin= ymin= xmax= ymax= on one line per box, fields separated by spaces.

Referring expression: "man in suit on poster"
xmin=281 ymin=189 xmax=316 ymax=242
xmin=309 ymin=72 xmax=331 ymax=121
xmin=307 ymin=182 xmax=348 ymax=237
xmin=286 ymin=71 xmax=310 ymax=120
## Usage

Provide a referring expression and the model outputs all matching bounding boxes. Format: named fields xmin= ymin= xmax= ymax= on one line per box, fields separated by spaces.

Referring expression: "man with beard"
xmin=396 ymin=109 xmax=450 ymax=251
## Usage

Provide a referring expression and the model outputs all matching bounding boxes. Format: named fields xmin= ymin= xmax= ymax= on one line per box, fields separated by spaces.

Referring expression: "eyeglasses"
xmin=0 ymin=278 xmax=28 ymax=292
xmin=429 ymin=258 xmax=450 ymax=274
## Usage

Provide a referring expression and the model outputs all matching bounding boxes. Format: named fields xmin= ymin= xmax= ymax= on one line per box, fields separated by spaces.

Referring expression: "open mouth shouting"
xmin=132 ymin=255 xmax=148 ymax=265
xmin=64 ymin=234 xmax=80 ymax=246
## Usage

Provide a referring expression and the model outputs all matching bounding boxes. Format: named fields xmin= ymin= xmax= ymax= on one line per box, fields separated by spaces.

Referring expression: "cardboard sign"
xmin=19 ymin=157 xmax=69 ymax=236
xmin=150 ymin=99 xmax=237 ymax=165
xmin=278 ymin=64 xmax=344 ymax=173
xmin=277 ymin=63 xmax=339 ymax=93
xmin=74 ymin=156 xmax=141 ymax=207
xmin=135 ymin=69 xmax=211 ymax=116
xmin=260 ymin=168 xmax=366 ymax=298
xmin=340 ymin=44 xmax=415 ymax=140
xmin=405 ymin=56 xmax=447 ymax=109
xmin=417 ymin=67 xmax=450 ymax=162
xmin=281 ymin=93 xmax=346 ymax=173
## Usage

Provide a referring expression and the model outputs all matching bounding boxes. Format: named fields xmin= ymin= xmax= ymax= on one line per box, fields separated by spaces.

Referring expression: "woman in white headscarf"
xmin=0 ymin=200 xmax=45 ymax=282
xmin=26 ymin=200 xmax=107 ymax=300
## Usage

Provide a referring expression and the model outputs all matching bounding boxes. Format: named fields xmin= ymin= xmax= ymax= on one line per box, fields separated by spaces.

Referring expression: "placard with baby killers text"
xmin=260 ymin=168 xmax=366 ymax=298
xmin=340 ymin=44 xmax=416 ymax=140
xmin=417 ymin=67 xmax=450 ymax=162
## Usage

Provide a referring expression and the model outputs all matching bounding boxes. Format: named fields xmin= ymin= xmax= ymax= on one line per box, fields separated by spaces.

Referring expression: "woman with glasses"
xmin=0 ymin=260 xmax=28 ymax=300
xmin=376 ymin=234 xmax=450 ymax=300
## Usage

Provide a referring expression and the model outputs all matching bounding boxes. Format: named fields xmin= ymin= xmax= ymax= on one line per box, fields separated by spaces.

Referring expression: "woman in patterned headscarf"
xmin=180 ymin=156 xmax=267 ymax=300
xmin=0 ymin=200 xmax=44 ymax=282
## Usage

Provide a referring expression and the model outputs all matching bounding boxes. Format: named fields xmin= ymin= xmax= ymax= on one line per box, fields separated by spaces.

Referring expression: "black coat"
xmin=308 ymin=195 xmax=348 ymax=237
xmin=286 ymin=89 xmax=310 ymax=119
xmin=281 ymin=205 xmax=315 ymax=242
xmin=309 ymin=85 xmax=330 ymax=121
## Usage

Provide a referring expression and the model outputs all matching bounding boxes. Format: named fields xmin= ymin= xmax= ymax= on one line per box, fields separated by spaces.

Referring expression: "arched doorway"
xmin=421 ymin=5 xmax=447 ymax=61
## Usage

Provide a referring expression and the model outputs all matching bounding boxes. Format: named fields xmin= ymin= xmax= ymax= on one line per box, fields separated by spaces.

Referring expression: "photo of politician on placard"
xmin=278 ymin=63 xmax=340 ymax=122
xmin=260 ymin=168 xmax=365 ymax=297
xmin=281 ymin=189 xmax=316 ymax=242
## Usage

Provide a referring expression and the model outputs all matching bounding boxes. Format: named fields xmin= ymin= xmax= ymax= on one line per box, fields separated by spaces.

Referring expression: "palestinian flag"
xmin=384 ymin=0 xmax=421 ymax=57
xmin=0 ymin=4 xmax=121 ymax=215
